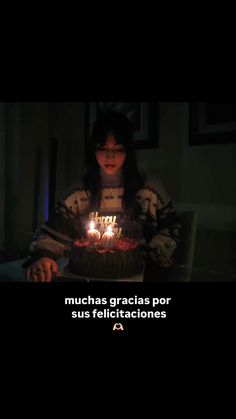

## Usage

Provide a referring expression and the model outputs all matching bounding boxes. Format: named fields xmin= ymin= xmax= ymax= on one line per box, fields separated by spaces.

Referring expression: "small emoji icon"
xmin=113 ymin=323 xmax=124 ymax=331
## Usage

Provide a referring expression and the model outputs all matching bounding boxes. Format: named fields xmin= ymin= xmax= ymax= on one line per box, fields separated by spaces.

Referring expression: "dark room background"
xmin=0 ymin=102 xmax=235 ymax=278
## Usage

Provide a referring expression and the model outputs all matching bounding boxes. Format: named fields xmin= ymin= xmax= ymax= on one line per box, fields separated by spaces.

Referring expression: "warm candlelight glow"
xmin=107 ymin=225 xmax=112 ymax=233
xmin=87 ymin=221 xmax=101 ymax=241
xmin=88 ymin=212 xmax=122 ymax=239
xmin=101 ymin=225 xmax=115 ymax=248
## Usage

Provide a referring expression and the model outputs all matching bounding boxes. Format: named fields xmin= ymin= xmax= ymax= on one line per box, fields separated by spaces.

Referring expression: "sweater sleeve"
xmin=22 ymin=188 xmax=86 ymax=268
xmin=139 ymin=178 xmax=181 ymax=266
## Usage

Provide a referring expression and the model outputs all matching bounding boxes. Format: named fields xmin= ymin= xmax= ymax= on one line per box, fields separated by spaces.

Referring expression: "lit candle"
xmin=101 ymin=225 xmax=115 ymax=248
xmin=87 ymin=221 xmax=101 ymax=242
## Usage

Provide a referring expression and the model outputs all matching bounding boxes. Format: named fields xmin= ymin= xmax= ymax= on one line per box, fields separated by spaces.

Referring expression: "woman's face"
xmin=95 ymin=134 xmax=126 ymax=176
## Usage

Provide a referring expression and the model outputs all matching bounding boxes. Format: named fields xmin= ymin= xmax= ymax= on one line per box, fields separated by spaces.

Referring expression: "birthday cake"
xmin=68 ymin=212 xmax=144 ymax=279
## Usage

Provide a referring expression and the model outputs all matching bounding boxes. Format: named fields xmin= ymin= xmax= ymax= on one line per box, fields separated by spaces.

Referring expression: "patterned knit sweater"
xmin=23 ymin=175 xmax=181 ymax=268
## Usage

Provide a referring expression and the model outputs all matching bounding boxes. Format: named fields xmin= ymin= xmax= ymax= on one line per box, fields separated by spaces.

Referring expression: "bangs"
xmin=94 ymin=129 xmax=128 ymax=148
xmin=90 ymin=111 xmax=134 ymax=149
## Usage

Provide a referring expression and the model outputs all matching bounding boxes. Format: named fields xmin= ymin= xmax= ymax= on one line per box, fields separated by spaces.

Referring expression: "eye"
xmin=114 ymin=147 xmax=125 ymax=153
xmin=96 ymin=147 xmax=125 ymax=154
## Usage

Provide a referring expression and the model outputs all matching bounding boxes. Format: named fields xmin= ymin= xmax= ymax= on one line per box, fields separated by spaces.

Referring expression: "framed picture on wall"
xmin=86 ymin=102 xmax=159 ymax=150
xmin=189 ymin=102 xmax=236 ymax=145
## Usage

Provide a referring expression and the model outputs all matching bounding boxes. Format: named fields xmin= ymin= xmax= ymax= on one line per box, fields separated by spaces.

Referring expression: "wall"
xmin=20 ymin=103 xmax=49 ymax=248
xmin=137 ymin=102 xmax=236 ymax=274
xmin=49 ymin=102 xmax=85 ymax=199
xmin=137 ymin=103 xmax=236 ymax=230
xmin=1 ymin=102 xmax=85 ymax=260
xmin=137 ymin=103 xmax=183 ymax=203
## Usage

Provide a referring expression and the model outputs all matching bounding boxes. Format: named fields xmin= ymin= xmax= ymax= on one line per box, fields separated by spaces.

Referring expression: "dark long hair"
xmin=83 ymin=110 xmax=144 ymax=214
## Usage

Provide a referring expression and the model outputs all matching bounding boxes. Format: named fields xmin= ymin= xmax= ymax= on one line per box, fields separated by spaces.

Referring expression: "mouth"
xmin=104 ymin=164 xmax=116 ymax=169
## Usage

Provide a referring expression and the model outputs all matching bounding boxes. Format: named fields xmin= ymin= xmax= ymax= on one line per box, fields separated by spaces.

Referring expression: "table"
xmin=0 ymin=258 xmax=234 ymax=282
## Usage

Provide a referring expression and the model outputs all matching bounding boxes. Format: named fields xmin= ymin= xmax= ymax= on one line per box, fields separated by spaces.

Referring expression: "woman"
xmin=24 ymin=111 xmax=181 ymax=281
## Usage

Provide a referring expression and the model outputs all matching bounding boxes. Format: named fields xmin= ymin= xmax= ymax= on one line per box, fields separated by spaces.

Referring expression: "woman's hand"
xmin=26 ymin=257 xmax=59 ymax=282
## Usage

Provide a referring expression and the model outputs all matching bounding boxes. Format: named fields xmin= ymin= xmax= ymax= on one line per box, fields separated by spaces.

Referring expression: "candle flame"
xmin=90 ymin=221 xmax=95 ymax=230
xmin=107 ymin=225 xmax=112 ymax=233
